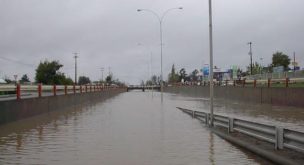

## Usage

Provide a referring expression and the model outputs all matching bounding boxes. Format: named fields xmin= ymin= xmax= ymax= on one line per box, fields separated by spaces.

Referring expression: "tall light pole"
xmin=293 ymin=52 xmax=296 ymax=72
xmin=73 ymin=53 xmax=79 ymax=85
xmin=248 ymin=42 xmax=253 ymax=75
xmin=208 ymin=0 xmax=214 ymax=126
xmin=100 ymin=67 xmax=104 ymax=82
xmin=137 ymin=7 xmax=183 ymax=101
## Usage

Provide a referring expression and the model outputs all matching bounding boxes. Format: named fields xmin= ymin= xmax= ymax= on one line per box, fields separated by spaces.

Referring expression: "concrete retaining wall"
xmin=0 ymin=89 xmax=126 ymax=125
xmin=164 ymin=86 xmax=304 ymax=107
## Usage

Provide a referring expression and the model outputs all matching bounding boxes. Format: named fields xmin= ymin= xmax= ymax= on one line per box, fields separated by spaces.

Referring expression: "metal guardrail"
xmin=0 ymin=84 xmax=125 ymax=100
xmin=177 ymin=107 xmax=304 ymax=153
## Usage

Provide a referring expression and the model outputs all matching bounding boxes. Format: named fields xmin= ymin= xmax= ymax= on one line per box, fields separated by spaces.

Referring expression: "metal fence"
xmin=177 ymin=107 xmax=304 ymax=153
xmin=245 ymin=70 xmax=304 ymax=80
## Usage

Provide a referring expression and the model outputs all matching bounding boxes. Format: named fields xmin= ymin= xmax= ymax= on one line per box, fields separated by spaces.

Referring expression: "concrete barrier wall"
xmin=0 ymin=89 xmax=126 ymax=125
xmin=164 ymin=86 xmax=304 ymax=107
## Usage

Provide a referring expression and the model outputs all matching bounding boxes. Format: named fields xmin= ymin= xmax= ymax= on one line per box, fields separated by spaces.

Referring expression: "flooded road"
xmin=0 ymin=91 xmax=276 ymax=164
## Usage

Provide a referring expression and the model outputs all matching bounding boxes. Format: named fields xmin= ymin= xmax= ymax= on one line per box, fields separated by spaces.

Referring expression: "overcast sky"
xmin=0 ymin=0 xmax=303 ymax=84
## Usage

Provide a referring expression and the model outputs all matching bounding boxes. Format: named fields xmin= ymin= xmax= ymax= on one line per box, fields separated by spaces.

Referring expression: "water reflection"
xmin=0 ymin=92 xmax=267 ymax=165
xmin=16 ymin=134 xmax=22 ymax=151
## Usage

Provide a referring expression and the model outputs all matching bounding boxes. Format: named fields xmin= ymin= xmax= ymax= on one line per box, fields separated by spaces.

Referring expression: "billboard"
xmin=202 ymin=64 xmax=209 ymax=76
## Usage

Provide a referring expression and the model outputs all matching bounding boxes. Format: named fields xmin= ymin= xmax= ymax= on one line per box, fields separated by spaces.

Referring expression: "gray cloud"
xmin=0 ymin=0 xmax=303 ymax=84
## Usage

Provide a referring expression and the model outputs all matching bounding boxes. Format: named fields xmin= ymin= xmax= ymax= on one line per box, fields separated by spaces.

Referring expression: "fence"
xmin=177 ymin=107 xmax=304 ymax=153
xmin=197 ymin=77 xmax=304 ymax=88
xmin=0 ymin=84 xmax=124 ymax=100
xmin=245 ymin=70 xmax=304 ymax=80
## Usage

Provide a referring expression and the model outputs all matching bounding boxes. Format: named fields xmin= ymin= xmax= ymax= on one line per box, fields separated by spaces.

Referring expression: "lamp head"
xmin=137 ymin=9 xmax=142 ymax=12
xmin=178 ymin=7 xmax=183 ymax=10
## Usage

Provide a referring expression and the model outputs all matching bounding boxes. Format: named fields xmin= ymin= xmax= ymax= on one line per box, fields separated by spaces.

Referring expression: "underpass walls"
xmin=164 ymin=86 xmax=304 ymax=107
xmin=0 ymin=88 xmax=126 ymax=125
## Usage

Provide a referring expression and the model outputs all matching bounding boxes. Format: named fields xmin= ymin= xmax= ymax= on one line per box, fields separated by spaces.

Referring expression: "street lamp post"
xmin=137 ymin=7 xmax=183 ymax=101
xmin=73 ymin=53 xmax=79 ymax=85
xmin=208 ymin=0 xmax=214 ymax=127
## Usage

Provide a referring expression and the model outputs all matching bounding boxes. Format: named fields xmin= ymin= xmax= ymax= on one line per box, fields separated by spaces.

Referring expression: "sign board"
xmin=202 ymin=64 xmax=209 ymax=76
xmin=273 ymin=66 xmax=284 ymax=73
xmin=291 ymin=62 xmax=298 ymax=66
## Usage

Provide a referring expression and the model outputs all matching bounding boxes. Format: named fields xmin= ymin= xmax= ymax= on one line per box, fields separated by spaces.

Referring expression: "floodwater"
xmin=0 ymin=91 xmax=278 ymax=165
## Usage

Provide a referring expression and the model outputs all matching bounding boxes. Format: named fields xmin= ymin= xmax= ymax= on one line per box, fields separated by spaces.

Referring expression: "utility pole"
xmin=248 ymin=42 xmax=253 ymax=75
xmin=209 ymin=0 xmax=214 ymax=127
xmin=293 ymin=52 xmax=296 ymax=72
xmin=73 ymin=53 xmax=78 ymax=85
xmin=100 ymin=67 xmax=104 ymax=82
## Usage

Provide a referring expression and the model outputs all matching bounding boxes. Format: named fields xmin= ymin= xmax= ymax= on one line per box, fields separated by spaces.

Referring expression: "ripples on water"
xmin=0 ymin=91 xmax=273 ymax=164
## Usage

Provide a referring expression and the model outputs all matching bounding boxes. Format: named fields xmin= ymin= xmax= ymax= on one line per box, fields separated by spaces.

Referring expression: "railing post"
xmin=16 ymin=84 xmax=21 ymax=100
xmin=85 ymin=85 xmax=88 ymax=93
xmin=225 ymin=80 xmax=228 ymax=86
xmin=228 ymin=118 xmax=234 ymax=133
xmin=90 ymin=85 xmax=92 ymax=92
xmin=268 ymin=78 xmax=271 ymax=88
xmin=285 ymin=78 xmax=289 ymax=88
xmin=275 ymin=127 xmax=284 ymax=150
xmin=206 ymin=113 xmax=210 ymax=126
xmin=64 ymin=85 xmax=67 ymax=95
xmin=94 ymin=85 xmax=96 ymax=92
xmin=80 ymin=85 xmax=82 ymax=93
xmin=53 ymin=85 xmax=57 ymax=96
xmin=254 ymin=79 xmax=257 ymax=88
xmin=233 ymin=80 xmax=236 ymax=87
xmin=38 ymin=83 xmax=42 ymax=97
xmin=73 ymin=84 xmax=76 ymax=94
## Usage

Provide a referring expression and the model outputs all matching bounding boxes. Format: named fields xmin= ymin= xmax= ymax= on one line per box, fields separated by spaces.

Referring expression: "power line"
xmin=0 ymin=56 xmax=34 ymax=68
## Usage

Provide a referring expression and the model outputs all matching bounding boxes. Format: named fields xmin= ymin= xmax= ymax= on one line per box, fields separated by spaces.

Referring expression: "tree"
xmin=179 ymin=68 xmax=187 ymax=81
xmin=20 ymin=74 xmax=30 ymax=83
xmin=78 ymin=76 xmax=91 ymax=85
xmin=190 ymin=69 xmax=199 ymax=81
xmin=106 ymin=74 xmax=113 ymax=84
xmin=151 ymin=75 xmax=157 ymax=85
xmin=272 ymin=52 xmax=290 ymax=71
xmin=35 ymin=60 xmax=71 ymax=85
xmin=237 ymin=68 xmax=247 ymax=78
xmin=4 ymin=78 xmax=12 ymax=84
xmin=246 ymin=62 xmax=262 ymax=75
xmin=168 ymin=64 xmax=179 ymax=83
